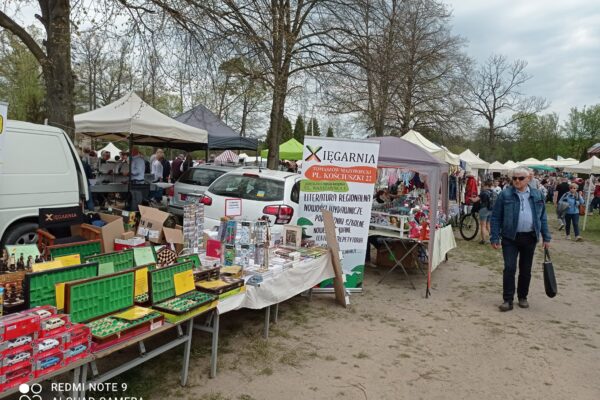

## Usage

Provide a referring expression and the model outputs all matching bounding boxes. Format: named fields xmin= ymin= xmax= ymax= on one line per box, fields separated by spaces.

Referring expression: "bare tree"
xmin=464 ymin=54 xmax=548 ymax=149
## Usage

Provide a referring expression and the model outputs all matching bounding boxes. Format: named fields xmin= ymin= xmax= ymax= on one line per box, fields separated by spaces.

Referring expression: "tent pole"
xmin=127 ymin=133 xmax=133 ymax=210
xmin=583 ymin=174 xmax=593 ymax=231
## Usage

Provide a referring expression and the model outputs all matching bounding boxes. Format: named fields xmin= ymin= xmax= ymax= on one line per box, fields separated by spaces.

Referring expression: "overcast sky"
xmin=447 ymin=0 xmax=600 ymax=121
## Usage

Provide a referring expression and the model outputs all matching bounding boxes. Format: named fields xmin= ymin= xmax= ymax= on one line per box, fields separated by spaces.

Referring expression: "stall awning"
xmin=563 ymin=156 xmax=600 ymax=174
xmin=518 ymin=157 xmax=541 ymax=166
xmin=401 ymin=130 xmax=460 ymax=165
xmin=260 ymin=138 xmax=304 ymax=160
xmin=459 ymin=149 xmax=489 ymax=169
xmin=174 ymin=104 xmax=258 ymax=150
xmin=74 ymin=92 xmax=208 ymax=150
xmin=488 ymin=161 xmax=508 ymax=172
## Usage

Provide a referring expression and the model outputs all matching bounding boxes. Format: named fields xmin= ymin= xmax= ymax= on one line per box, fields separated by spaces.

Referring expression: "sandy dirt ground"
xmin=94 ymin=215 xmax=600 ymax=400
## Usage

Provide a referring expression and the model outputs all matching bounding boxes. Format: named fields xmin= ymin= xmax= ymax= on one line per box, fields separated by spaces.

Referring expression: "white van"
xmin=0 ymin=120 xmax=89 ymax=247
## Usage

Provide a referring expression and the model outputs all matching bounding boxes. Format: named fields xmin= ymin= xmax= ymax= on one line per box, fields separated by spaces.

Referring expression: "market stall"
xmin=459 ymin=149 xmax=489 ymax=172
xmin=74 ymin=92 xmax=208 ymax=209
xmin=401 ymin=130 xmax=460 ymax=166
xmin=259 ymin=138 xmax=304 ymax=160
xmin=369 ymin=136 xmax=456 ymax=296
xmin=488 ymin=161 xmax=509 ymax=172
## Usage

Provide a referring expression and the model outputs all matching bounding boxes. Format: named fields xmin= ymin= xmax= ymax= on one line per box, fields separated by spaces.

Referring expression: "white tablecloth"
xmin=431 ymin=225 xmax=456 ymax=271
xmin=218 ymin=252 xmax=334 ymax=313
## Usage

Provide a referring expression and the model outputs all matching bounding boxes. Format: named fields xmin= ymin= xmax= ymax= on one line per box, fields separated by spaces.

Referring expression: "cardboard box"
xmin=94 ymin=213 xmax=125 ymax=253
xmin=114 ymin=236 xmax=146 ymax=251
xmin=163 ymin=225 xmax=184 ymax=253
xmin=121 ymin=231 xmax=135 ymax=240
xmin=137 ymin=206 xmax=170 ymax=244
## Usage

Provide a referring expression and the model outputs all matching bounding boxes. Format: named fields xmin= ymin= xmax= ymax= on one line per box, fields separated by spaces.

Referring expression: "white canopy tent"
xmin=488 ymin=161 xmax=509 ymax=172
xmin=401 ymin=130 xmax=460 ymax=166
xmin=459 ymin=149 xmax=490 ymax=170
xmin=519 ymin=157 xmax=542 ymax=166
xmin=553 ymin=157 xmax=579 ymax=167
xmin=75 ymin=92 xmax=208 ymax=150
xmin=540 ymin=158 xmax=557 ymax=166
xmin=564 ymin=156 xmax=600 ymax=231
xmin=504 ymin=160 xmax=519 ymax=169
xmin=97 ymin=142 xmax=122 ymax=160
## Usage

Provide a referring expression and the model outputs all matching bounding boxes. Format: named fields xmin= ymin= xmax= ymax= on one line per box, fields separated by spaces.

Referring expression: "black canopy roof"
xmin=174 ymin=104 xmax=258 ymax=150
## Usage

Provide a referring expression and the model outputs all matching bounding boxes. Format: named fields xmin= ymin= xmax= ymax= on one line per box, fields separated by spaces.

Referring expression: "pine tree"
xmin=307 ymin=117 xmax=321 ymax=136
xmin=293 ymin=115 xmax=306 ymax=143
xmin=326 ymin=126 xmax=334 ymax=137
xmin=281 ymin=116 xmax=293 ymax=142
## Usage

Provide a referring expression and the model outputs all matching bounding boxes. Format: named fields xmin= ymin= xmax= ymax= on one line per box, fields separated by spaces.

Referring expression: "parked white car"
xmin=202 ymin=168 xmax=301 ymax=235
xmin=168 ymin=165 xmax=239 ymax=217
xmin=38 ymin=338 xmax=60 ymax=352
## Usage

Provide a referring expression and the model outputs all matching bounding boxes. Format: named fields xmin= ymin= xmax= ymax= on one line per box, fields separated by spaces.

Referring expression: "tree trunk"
xmin=240 ymin=94 xmax=249 ymax=137
xmin=40 ymin=0 xmax=75 ymax=137
xmin=267 ymin=73 xmax=288 ymax=169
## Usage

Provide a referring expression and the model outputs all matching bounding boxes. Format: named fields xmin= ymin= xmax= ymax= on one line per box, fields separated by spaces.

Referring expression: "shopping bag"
xmin=579 ymin=204 xmax=586 ymax=216
xmin=543 ymin=248 xmax=557 ymax=298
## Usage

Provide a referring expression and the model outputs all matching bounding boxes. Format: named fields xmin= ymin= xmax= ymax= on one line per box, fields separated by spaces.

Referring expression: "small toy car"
xmin=34 ymin=309 xmax=52 ymax=319
xmin=7 ymin=336 xmax=32 ymax=349
xmin=66 ymin=344 xmax=87 ymax=357
xmin=39 ymin=356 xmax=60 ymax=369
xmin=5 ymin=351 xmax=31 ymax=366
xmin=44 ymin=317 xmax=65 ymax=330
xmin=37 ymin=338 xmax=60 ymax=352
xmin=6 ymin=368 xmax=30 ymax=380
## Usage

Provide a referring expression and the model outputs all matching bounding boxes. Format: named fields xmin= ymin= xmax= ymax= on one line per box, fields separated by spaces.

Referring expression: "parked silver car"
xmin=168 ymin=165 xmax=240 ymax=217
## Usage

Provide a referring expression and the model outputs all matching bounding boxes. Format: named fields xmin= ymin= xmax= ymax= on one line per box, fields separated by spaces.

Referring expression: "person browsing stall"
xmin=559 ymin=183 xmax=585 ymax=242
xmin=490 ymin=167 xmax=551 ymax=312
xmin=474 ymin=180 xmax=494 ymax=244
xmin=553 ymin=177 xmax=570 ymax=230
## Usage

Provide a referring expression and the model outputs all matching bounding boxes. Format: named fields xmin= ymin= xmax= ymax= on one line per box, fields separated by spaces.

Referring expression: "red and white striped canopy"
xmin=214 ymin=150 xmax=239 ymax=164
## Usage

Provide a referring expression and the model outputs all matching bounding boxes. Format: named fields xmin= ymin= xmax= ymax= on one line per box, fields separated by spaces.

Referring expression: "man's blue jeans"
xmin=501 ymin=232 xmax=537 ymax=302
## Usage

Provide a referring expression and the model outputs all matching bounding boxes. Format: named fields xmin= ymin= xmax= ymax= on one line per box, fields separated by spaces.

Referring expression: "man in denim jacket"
xmin=490 ymin=167 xmax=552 ymax=311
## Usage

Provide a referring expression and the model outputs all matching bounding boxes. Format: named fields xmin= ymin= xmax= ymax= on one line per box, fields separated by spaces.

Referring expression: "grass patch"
xmin=353 ymin=351 xmax=370 ymax=359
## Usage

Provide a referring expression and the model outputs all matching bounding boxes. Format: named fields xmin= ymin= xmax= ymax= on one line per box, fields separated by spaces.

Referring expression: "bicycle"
xmin=458 ymin=204 xmax=479 ymax=241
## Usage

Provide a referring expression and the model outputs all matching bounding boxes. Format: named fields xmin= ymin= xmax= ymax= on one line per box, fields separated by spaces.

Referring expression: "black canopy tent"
xmin=174 ymin=104 xmax=258 ymax=151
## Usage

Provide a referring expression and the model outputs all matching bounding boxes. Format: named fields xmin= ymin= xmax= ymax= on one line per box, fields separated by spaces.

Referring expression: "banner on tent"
xmin=299 ymin=137 xmax=380 ymax=288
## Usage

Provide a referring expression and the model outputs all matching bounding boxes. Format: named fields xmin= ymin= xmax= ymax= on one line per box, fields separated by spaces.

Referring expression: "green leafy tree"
xmin=561 ymin=105 xmax=600 ymax=160
xmin=513 ymin=113 xmax=560 ymax=161
xmin=0 ymin=30 xmax=46 ymax=122
xmin=326 ymin=126 xmax=334 ymax=137
xmin=282 ymin=117 xmax=294 ymax=142
xmin=293 ymin=115 xmax=306 ymax=143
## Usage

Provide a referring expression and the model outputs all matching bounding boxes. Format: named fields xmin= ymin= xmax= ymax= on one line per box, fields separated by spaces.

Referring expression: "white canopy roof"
xmin=97 ymin=142 xmax=122 ymax=160
xmin=459 ymin=149 xmax=489 ymax=169
xmin=401 ymin=130 xmax=460 ymax=165
xmin=553 ymin=157 xmax=579 ymax=167
xmin=504 ymin=160 xmax=519 ymax=169
xmin=74 ymin=92 xmax=208 ymax=149
xmin=540 ymin=157 xmax=557 ymax=166
xmin=489 ymin=161 xmax=508 ymax=171
xmin=519 ymin=157 xmax=541 ymax=166
xmin=563 ymin=156 xmax=600 ymax=174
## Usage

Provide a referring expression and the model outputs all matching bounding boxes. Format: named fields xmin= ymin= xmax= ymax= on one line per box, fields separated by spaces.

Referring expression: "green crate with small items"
xmin=149 ymin=261 xmax=217 ymax=323
xmin=84 ymin=249 xmax=135 ymax=273
xmin=48 ymin=240 xmax=102 ymax=260
xmin=63 ymin=271 xmax=163 ymax=351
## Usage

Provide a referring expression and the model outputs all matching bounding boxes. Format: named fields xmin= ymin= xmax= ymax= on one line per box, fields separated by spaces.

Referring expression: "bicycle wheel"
xmin=460 ymin=213 xmax=479 ymax=241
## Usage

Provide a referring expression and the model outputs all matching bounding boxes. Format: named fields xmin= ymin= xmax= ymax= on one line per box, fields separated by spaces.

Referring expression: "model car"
xmin=44 ymin=317 xmax=65 ymax=330
xmin=33 ymin=309 xmax=52 ymax=319
xmin=5 ymin=351 xmax=31 ymax=366
xmin=6 ymin=368 xmax=30 ymax=381
xmin=39 ymin=356 xmax=60 ymax=369
xmin=203 ymin=168 xmax=301 ymax=236
xmin=37 ymin=338 xmax=60 ymax=352
xmin=66 ymin=344 xmax=87 ymax=357
xmin=7 ymin=336 xmax=32 ymax=349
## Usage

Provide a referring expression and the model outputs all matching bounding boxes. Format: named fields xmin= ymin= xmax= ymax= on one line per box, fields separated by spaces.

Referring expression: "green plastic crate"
xmin=67 ymin=271 xmax=135 ymax=323
xmin=85 ymin=249 xmax=135 ymax=272
xmin=49 ymin=241 xmax=102 ymax=259
xmin=149 ymin=261 xmax=194 ymax=303
xmin=176 ymin=254 xmax=201 ymax=268
xmin=26 ymin=262 xmax=99 ymax=308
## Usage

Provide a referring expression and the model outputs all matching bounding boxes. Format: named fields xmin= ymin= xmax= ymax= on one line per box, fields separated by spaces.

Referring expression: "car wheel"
xmin=2 ymin=222 xmax=39 ymax=246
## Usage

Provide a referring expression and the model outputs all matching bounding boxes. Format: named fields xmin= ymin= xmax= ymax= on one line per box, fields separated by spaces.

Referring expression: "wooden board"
xmin=321 ymin=210 xmax=349 ymax=307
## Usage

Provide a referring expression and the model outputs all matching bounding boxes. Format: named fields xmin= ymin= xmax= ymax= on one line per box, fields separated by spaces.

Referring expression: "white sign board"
xmin=299 ymin=137 xmax=379 ymax=288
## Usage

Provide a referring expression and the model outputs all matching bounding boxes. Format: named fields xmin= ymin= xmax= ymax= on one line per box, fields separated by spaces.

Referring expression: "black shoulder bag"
xmin=543 ymin=248 xmax=557 ymax=298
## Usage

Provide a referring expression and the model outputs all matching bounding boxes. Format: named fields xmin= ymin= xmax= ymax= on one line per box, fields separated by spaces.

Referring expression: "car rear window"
xmin=210 ymin=175 xmax=284 ymax=201
xmin=179 ymin=168 xmax=226 ymax=186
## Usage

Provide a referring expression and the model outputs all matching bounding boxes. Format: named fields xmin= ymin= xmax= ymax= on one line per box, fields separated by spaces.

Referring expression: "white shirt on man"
xmin=151 ymin=159 xmax=163 ymax=181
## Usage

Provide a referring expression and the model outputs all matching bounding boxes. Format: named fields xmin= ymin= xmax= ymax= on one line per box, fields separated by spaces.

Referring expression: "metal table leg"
xmin=377 ymin=240 xmax=419 ymax=288
xmin=210 ymin=311 xmax=219 ymax=378
xmin=263 ymin=306 xmax=270 ymax=339
xmin=273 ymin=303 xmax=279 ymax=324
xmin=180 ymin=317 xmax=194 ymax=386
